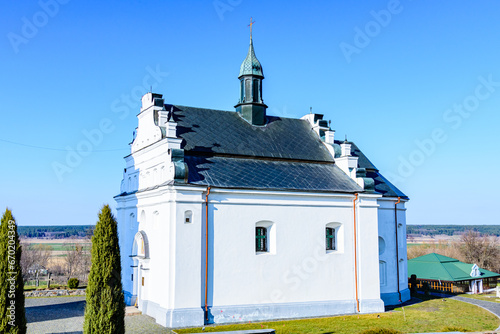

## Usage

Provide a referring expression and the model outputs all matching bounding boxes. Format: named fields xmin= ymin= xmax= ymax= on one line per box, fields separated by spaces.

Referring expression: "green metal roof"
xmin=408 ymin=253 xmax=500 ymax=282
xmin=239 ymin=37 xmax=263 ymax=78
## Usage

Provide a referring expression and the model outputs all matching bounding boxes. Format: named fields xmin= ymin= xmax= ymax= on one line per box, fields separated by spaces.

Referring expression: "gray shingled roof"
xmin=185 ymin=155 xmax=362 ymax=193
xmin=164 ymin=104 xmax=407 ymax=197
xmin=347 ymin=141 xmax=408 ymax=199
xmin=170 ymin=105 xmax=333 ymax=162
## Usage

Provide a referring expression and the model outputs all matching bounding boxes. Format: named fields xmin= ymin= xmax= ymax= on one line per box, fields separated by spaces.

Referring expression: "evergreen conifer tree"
xmin=0 ymin=208 xmax=27 ymax=333
xmin=83 ymin=205 xmax=125 ymax=334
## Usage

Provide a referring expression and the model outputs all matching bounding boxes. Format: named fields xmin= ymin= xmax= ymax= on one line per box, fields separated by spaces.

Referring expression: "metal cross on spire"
xmin=248 ymin=17 xmax=256 ymax=39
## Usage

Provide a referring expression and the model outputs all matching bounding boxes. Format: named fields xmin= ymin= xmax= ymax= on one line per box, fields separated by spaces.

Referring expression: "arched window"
xmin=255 ymin=221 xmax=275 ymax=254
xmin=132 ymin=231 xmax=150 ymax=259
xmin=379 ymin=236 xmax=386 ymax=255
xmin=380 ymin=261 xmax=387 ymax=286
xmin=140 ymin=210 xmax=146 ymax=226
xmin=326 ymin=223 xmax=342 ymax=253
xmin=252 ymin=79 xmax=259 ymax=102
xmin=129 ymin=213 xmax=136 ymax=230
xmin=245 ymin=79 xmax=251 ymax=102
xmin=240 ymin=79 xmax=245 ymax=102
xmin=399 ymin=258 xmax=406 ymax=283
xmin=184 ymin=210 xmax=193 ymax=224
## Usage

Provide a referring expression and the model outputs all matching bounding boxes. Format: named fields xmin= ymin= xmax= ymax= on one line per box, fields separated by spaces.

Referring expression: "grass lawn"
xmin=24 ymin=283 xmax=87 ymax=291
xmin=24 ymin=282 xmax=63 ymax=291
xmin=174 ymin=297 xmax=499 ymax=334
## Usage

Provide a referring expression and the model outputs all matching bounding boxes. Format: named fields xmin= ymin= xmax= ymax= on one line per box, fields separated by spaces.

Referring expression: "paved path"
xmin=26 ymin=296 xmax=174 ymax=334
xmin=25 ymin=295 xmax=500 ymax=334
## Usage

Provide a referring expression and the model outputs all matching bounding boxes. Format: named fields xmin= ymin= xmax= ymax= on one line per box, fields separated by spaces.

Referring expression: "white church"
xmin=115 ymin=31 xmax=410 ymax=328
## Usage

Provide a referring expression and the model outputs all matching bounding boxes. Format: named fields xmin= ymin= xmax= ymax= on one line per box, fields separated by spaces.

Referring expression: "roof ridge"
xmin=440 ymin=258 xmax=459 ymax=281
xmin=184 ymin=151 xmax=336 ymax=164
xmin=170 ymin=104 xmax=305 ymax=122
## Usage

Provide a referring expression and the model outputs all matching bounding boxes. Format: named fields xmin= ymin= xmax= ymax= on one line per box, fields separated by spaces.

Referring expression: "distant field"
xmin=407 ymin=243 xmax=426 ymax=247
xmin=24 ymin=243 xmax=91 ymax=252
xmin=21 ymin=238 xmax=89 ymax=244
xmin=21 ymin=240 xmax=91 ymax=265
xmin=407 ymin=224 xmax=500 ymax=237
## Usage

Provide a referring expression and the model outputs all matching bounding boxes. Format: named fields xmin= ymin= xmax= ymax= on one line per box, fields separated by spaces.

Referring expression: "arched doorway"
xmin=131 ymin=231 xmax=149 ymax=308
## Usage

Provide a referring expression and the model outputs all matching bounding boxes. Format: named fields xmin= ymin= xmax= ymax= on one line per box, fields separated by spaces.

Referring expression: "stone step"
xmin=125 ymin=306 xmax=142 ymax=316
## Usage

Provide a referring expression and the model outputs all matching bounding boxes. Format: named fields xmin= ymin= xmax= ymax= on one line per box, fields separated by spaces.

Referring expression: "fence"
xmin=409 ymin=279 xmax=468 ymax=294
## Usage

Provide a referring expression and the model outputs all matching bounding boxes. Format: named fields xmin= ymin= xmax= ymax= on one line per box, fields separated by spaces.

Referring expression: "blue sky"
xmin=1 ymin=0 xmax=499 ymax=226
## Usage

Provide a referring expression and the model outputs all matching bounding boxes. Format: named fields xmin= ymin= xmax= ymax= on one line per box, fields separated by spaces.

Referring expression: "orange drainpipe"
xmin=395 ymin=196 xmax=401 ymax=303
xmin=205 ymin=186 xmax=211 ymax=320
xmin=353 ymin=193 xmax=360 ymax=313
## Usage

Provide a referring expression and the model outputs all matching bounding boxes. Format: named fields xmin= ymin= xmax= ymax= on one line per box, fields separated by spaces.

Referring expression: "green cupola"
xmin=235 ymin=20 xmax=268 ymax=126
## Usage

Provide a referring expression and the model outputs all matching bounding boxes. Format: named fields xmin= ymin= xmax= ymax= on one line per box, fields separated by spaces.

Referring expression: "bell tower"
xmin=235 ymin=18 xmax=268 ymax=126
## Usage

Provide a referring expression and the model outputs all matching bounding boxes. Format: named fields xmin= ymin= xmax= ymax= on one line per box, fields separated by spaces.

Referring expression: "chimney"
xmin=341 ymin=141 xmax=351 ymax=157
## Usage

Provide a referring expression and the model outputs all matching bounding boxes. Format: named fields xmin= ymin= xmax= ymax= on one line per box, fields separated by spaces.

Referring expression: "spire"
xmin=239 ymin=18 xmax=263 ymax=78
xmin=249 ymin=17 xmax=255 ymax=40
xmin=235 ymin=18 xmax=267 ymax=126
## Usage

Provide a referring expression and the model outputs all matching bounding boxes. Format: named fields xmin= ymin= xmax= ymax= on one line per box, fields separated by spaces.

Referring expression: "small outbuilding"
xmin=408 ymin=253 xmax=500 ymax=294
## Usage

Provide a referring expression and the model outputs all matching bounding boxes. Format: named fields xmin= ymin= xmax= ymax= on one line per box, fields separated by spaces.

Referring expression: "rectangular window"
xmin=256 ymin=226 xmax=267 ymax=252
xmin=142 ymin=277 xmax=145 ymax=286
xmin=245 ymin=79 xmax=252 ymax=102
xmin=253 ymin=79 xmax=259 ymax=102
xmin=240 ymin=79 xmax=245 ymax=102
xmin=326 ymin=227 xmax=336 ymax=250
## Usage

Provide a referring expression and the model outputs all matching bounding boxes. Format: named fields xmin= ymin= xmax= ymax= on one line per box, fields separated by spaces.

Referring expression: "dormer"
xmin=335 ymin=140 xmax=358 ymax=180
xmin=301 ymin=113 xmax=331 ymax=139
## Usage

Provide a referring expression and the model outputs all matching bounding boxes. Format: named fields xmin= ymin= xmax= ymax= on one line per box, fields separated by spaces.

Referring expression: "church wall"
xmin=204 ymin=190 xmax=384 ymax=323
xmin=116 ymin=196 xmax=139 ymax=305
xmin=356 ymin=196 xmax=384 ymax=312
xmin=118 ymin=187 xmax=206 ymax=327
xmin=377 ymin=198 xmax=410 ymax=305
xmin=171 ymin=191 xmax=205 ymax=309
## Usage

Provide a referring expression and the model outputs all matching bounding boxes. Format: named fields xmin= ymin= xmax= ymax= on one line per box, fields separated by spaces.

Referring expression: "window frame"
xmin=326 ymin=227 xmax=336 ymax=251
xmin=325 ymin=222 xmax=343 ymax=253
xmin=255 ymin=226 xmax=268 ymax=252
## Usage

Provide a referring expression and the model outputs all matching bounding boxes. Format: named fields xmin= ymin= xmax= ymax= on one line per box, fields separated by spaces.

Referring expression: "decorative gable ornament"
xmin=470 ymin=264 xmax=481 ymax=278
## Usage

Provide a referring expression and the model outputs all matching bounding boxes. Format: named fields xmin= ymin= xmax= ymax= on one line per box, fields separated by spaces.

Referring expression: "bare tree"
xmin=79 ymin=242 xmax=92 ymax=282
xmin=460 ymin=230 xmax=500 ymax=272
xmin=20 ymin=243 xmax=52 ymax=282
xmin=407 ymin=239 xmax=463 ymax=261
xmin=65 ymin=244 xmax=84 ymax=279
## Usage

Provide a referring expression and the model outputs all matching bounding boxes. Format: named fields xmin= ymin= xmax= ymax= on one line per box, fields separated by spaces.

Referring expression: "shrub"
xmin=441 ymin=326 xmax=469 ymax=332
xmin=68 ymin=277 xmax=79 ymax=289
xmin=84 ymin=205 xmax=125 ymax=334
xmin=360 ymin=329 xmax=402 ymax=334
xmin=0 ymin=208 xmax=27 ymax=333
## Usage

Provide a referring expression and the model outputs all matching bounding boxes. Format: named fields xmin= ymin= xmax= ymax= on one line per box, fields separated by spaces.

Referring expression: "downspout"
xmin=395 ymin=197 xmax=401 ymax=303
xmin=204 ymin=186 xmax=211 ymax=321
xmin=353 ymin=193 xmax=360 ymax=313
